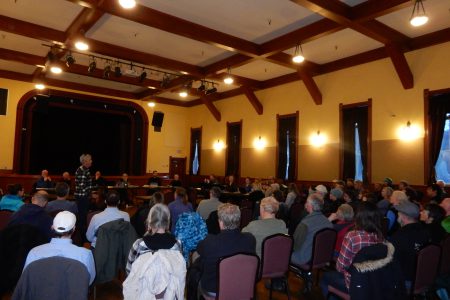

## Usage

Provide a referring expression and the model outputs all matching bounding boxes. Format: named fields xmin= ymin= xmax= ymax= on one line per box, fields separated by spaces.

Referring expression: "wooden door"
xmin=169 ymin=156 xmax=186 ymax=179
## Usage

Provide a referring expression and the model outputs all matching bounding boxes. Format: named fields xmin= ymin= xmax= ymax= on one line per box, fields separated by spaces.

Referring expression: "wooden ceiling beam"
xmin=241 ymin=86 xmax=263 ymax=115
xmin=199 ymin=95 xmax=221 ymax=121
xmin=0 ymin=48 xmax=45 ymax=66
xmin=65 ymin=7 xmax=105 ymax=41
xmin=291 ymin=0 xmax=352 ymax=24
xmin=93 ymin=0 xmax=260 ymax=57
xmin=266 ymin=52 xmax=321 ymax=75
xmin=207 ymin=73 xmax=263 ymax=89
xmin=385 ymin=43 xmax=414 ymax=89
xmin=0 ymin=15 xmax=66 ymax=43
xmin=352 ymin=0 xmax=411 ymax=22
xmin=297 ymin=68 xmax=322 ymax=105
xmin=260 ymin=19 xmax=344 ymax=57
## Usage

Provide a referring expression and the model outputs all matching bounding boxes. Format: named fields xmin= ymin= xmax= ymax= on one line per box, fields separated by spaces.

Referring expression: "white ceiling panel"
xmin=0 ymin=31 xmax=49 ymax=57
xmin=0 ymin=0 xmax=82 ymax=32
xmin=45 ymin=72 xmax=144 ymax=93
xmin=285 ymin=28 xmax=384 ymax=64
xmin=87 ymin=14 xmax=232 ymax=67
xmin=0 ymin=59 xmax=36 ymax=74
xmin=377 ymin=0 xmax=450 ymax=38
xmin=231 ymin=60 xmax=294 ymax=81
xmin=140 ymin=0 xmax=322 ymax=44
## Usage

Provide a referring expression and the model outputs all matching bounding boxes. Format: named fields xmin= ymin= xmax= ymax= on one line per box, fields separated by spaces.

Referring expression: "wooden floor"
xmin=89 ymin=272 xmax=325 ymax=300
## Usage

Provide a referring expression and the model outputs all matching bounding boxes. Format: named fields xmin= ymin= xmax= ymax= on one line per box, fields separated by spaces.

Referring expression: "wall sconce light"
xmin=310 ymin=130 xmax=326 ymax=148
xmin=253 ymin=136 xmax=266 ymax=150
xmin=399 ymin=121 xmax=420 ymax=141
xmin=213 ymin=139 xmax=225 ymax=151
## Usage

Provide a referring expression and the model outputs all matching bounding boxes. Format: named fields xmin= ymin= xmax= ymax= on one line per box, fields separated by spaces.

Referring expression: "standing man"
xmin=75 ymin=154 xmax=93 ymax=239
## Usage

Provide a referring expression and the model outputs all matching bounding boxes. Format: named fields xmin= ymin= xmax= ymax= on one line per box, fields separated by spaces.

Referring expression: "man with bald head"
xmin=8 ymin=190 xmax=53 ymax=239
xmin=35 ymin=169 xmax=54 ymax=189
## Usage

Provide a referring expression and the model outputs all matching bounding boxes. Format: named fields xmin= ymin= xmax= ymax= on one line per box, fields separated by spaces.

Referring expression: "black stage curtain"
xmin=226 ymin=123 xmax=241 ymax=177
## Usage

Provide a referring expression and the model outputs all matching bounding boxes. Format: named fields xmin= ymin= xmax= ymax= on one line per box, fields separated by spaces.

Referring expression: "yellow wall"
xmin=187 ymin=42 xmax=450 ymax=185
xmin=1 ymin=42 xmax=450 ymax=182
xmin=0 ymin=79 xmax=189 ymax=174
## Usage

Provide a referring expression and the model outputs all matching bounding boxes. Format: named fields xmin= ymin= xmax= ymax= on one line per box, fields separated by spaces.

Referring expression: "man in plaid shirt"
xmin=75 ymin=153 xmax=93 ymax=241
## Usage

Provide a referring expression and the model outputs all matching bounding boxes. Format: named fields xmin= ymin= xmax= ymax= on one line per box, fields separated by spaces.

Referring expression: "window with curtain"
xmin=277 ymin=113 xmax=298 ymax=181
xmin=226 ymin=122 xmax=241 ymax=177
xmin=435 ymin=114 xmax=450 ymax=183
xmin=341 ymin=103 xmax=370 ymax=182
xmin=427 ymin=93 xmax=450 ymax=183
xmin=189 ymin=128 xmax=202 ymax=175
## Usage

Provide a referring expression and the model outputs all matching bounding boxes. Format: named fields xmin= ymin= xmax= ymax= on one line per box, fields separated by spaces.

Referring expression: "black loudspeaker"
xmin=152 ymin=111 xmax=164 ymax=131
xmin=0 ymin=88 xmax=8 ymax=116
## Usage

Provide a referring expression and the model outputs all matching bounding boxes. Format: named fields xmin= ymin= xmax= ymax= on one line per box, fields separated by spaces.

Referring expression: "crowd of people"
xmin=0 ymin=154 xmax=449 ymax=299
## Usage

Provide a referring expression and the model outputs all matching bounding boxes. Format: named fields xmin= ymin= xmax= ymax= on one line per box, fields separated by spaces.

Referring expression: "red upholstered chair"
xmin=290 ymin=228 xmax=337 ymax=292
xmin=240 ymin=207 xmax=253 ymax=229
xmin=0 ymin=210 xmax=14 ymax=231
xmin=411 ymin=244 xmax=441 ymax=296
xmin=439 ymin=234 xmax=450 ymax=276
xmin=202 ymin=253 xmax=260 ymax=300
xmin=260 ymin=234 xmax=293 ymax=299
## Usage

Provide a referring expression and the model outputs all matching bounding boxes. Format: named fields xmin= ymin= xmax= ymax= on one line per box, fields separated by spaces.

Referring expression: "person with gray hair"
xmin=386 ymin=190 xmax=409 ymax=235
xmin=329 ymin=204 xmax=355 ymax=258
xmin=196 ymin=203 xmax=256 ymax=295
xmin=75 ymin=153 xmax=93 ymax=239
xmin=242 ymin=196 xmax=287 ymax=257
xmin=8 ymin=190 xmax=53 ymax=239
xmin=126 ymin=203 xmax=181 ymax=274
xmin=291 ymin=193 xmax=333 ymax=266
xmin=196 ymin=186 xmax=223 ymax=220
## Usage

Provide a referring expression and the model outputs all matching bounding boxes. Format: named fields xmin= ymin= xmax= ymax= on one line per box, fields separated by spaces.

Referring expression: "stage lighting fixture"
xmin=65 ymin=52 xmax=75 ymax=68
xmin=103 ymin=64 xmax=112 ymax=79
xmin=88 ymin=57 xmax=96 ymax=74
xmin=139 ymin=69 xmax=147 ymax=82
xmin=206 ymin=84 xmax=217 ymax=95
xmin=114 ymin=63 xmax=122 ymax=77
xmin=197 ymin=81 xmax=206 ymax=92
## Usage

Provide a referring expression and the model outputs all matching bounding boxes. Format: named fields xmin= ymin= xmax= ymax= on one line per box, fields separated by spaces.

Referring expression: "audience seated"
xmin=61 ymin=171 xmax=71 ymax=187
xmin=242 ymin=177 xmax=252 ymax=193
xmin=148 ymin=170 xmax=161 ymax=186
xmin=174 ymin=212 xmax=208 ymax=262
xmin=291 ymin=193 xmax=333 ymax=266
xmin=224 ymin=175 xmax=238 ymax=192
xmin=436 ymin=180 xmax=448 ymax=198
xmin=126 ymin=203 xmax=181 ymax=275
xmin=23 ymin=211 xmax=95 ymax=285
xmin=285 ymin=183 xmax=300 ymax=210
xmin=34 ymin=169 xmax=55 ymax=190
xmin=321 ymin=201 xmax=384 ymax=297
xmin=386 ymin=190 xmax=408 ymax=234
xmin=329 ymin=204 xmax=354 ymax=258
xmin=420 ymin=203 xmax=447 ymax=244
xmin=242 ymin=196 xmax=287 ymax=258
xmin=196 ymin=187 xmax=222 ymax=220
xmin=377 ymin=186 xmax=393 ymax=216
xmin=170 ymin=174 xmax=182 ymax=187
xmin=45 ymin=182 xmax=78 ymax=215
xmin=323 ymin=188 xmax=344 ymax=216
xmin=168 ymin=187 xmax=193 ymax=232
xmin=0 ymin=184 xmax=24 ymax=212
xmin=398 ymin=180 xmax=409 ymax=191
xmin=427 ymin=183 xmax=444 ymax=204
xmin=92 ymin=170 xmax=107 ymax=187
xmin=441 ymin=198 xmax=450 ymax=233
xmin=390 ymin=201 xmax=431 ymax=289
xmin=86 ymin=190 xmax=130 ymax=248
xmin=8 ymin=191 xmax=53 ymax=239
xmin=116 ymin=173 xmax=130 ymax=188
xmin=196 ymin=203 xmax=256 ymax=295
xmin=131 ymin=192 xmax=164 ymax=237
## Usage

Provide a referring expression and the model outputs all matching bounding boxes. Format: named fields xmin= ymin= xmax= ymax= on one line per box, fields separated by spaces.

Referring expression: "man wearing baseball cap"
xmin=390 ymin=201 xmax=430 ymax=288
xmin=23 ymin=211 xmax=96 ymax=285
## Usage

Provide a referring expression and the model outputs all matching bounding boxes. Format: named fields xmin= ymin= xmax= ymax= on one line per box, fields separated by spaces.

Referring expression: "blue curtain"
xmin=354 ymin=124 xmax=364 ymax=181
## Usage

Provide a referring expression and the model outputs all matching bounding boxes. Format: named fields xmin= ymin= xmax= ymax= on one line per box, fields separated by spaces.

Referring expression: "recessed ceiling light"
xmin=50 ymin=66 xmax=62 ymax=74
xmin=75 ymin=41 xmax=89 ymax=51
xmin=35 ymin=84 xmax=46 ymax=90
xmin=119 ymin=0 xmax=136 ymax=9
xmin=179 ymin=91 xmax=188 ymax=98
xmin=148 ymin=86 xmax=156 ymax=89
xmin=224 ymin=76 xmax=234 ymax=85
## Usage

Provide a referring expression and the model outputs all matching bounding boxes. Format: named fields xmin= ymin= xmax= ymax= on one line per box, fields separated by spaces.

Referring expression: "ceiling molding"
xmin=199 ymin=94 xmax=221 ymax=121
xmin=297 ymin=68 xmax=322 ymax=105
xmin=385 ymin=43 xmax=414 ymax=89
xmin=93 ymin=0 xmax=260 ymax=57
xmin=241 ymin=86 xmax=263 ymax=115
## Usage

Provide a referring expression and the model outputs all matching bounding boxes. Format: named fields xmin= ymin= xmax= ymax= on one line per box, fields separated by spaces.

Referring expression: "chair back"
xmin=164 ymin=191 xmax=175 ymax=205
xmin=260 ymin=234 xmax=293 ymax=279
xmin=0 ymin=210 xmax=13 ymax=231
xmin=240 ymin=208 xmax=253 ymax=229
xmin=217 ymin=253 xmax=259 ymax=300
xmin=12 ymin=257 xmax=90 ymax=300
xmin=311 ymin=228 xmax=337 ymax=269
xmin=413 ymin=244 xmax=441 ymax=295
xmin=440 ymin=234 xmax=450 ymax=275
xmin=381 ymin=217 xmax=389 ymax=237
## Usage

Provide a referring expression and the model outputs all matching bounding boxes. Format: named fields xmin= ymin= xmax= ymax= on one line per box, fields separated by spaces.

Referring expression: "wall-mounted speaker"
xmin=0 ymin=88 xmax=8 ymax=116
xmin=152 ymin=111 xmax=164 ymax=132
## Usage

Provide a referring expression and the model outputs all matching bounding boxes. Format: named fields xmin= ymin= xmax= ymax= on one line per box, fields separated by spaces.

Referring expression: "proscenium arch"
xmin=13 ymin=89 xmax=149 ymax=175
